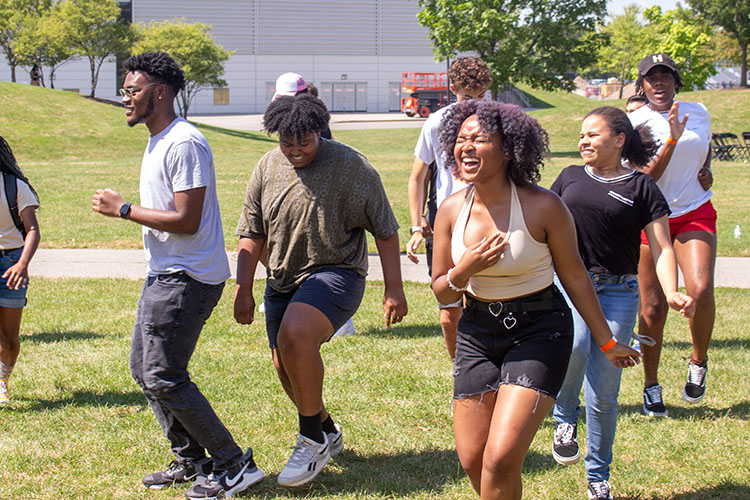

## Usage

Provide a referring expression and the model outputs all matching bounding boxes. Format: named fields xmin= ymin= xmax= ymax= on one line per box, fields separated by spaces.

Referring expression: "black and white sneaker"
xmin=587 ymin=479 xmax=613 ymax=500
xmin=552 ymin=422 xmax=580 ymax=465
xmin=142 ymin=457 xmax=213 ymax=490
xmin=683 ymin=360 xmax=707 ymax=403
xmin=185 ymin=448 xmax=264 ymax=499
xmin=643 ymin=384 xmax=668 ymax=417
xmin=277 ymin=433 xmax=330 ymax=487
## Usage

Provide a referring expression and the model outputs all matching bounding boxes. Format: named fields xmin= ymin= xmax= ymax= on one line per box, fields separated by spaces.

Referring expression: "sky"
xmin=607 ymin=0 xmax=680 ymax=16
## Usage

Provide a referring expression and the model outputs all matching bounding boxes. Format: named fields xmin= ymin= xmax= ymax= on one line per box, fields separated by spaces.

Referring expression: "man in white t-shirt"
xmin=406 ymin=56 xmax=492 ymax=359
xmin=91 ymin=52 xmax=263 ymax=499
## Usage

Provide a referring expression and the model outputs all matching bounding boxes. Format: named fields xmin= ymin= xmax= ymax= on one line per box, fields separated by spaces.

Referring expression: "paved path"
xmin=28 ymin=249 xmax=750 ymax=288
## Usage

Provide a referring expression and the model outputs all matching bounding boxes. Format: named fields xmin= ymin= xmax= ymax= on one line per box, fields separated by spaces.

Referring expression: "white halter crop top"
xmin=451 ymin=182 xmax=553 ymax=301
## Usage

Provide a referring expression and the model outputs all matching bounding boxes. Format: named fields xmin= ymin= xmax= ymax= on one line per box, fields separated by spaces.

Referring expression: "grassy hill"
xmin=0 ymin=81 xmax=747 ymax=255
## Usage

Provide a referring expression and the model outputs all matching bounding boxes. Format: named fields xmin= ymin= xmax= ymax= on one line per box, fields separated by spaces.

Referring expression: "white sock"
xmin=0 ymin=361 xmax=14 ymax=380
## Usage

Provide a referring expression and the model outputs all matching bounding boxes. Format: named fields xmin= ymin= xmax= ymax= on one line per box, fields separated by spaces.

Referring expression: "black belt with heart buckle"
xmin=463 ymin=287 xmax=558 ymax=318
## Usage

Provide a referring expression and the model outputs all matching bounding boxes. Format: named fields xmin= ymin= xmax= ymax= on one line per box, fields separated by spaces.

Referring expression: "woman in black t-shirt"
xmin=549 ymin=107 xmax=694 ymax=500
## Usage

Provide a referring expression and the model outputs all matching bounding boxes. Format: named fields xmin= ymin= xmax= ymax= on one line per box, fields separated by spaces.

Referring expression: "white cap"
xmin=274 ymin=72 xmax=307 ymax=100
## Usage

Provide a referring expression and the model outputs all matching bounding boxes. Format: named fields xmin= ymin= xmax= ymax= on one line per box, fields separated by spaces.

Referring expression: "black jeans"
xmin=129 ymin=273 xmax=241 ymax=469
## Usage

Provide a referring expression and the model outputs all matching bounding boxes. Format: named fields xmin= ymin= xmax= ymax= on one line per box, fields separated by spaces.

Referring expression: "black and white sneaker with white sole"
xmin=643 ymin=384 xmax=668 ymax=417
xmin=277 ymin=433 xmax=330 ymax=487
xmin=552 ymin=422 xmax=580 ymax=465
xmin=185 ymin=448 xmax=264 ymax=499
xmin=142 ymin=457 xmax=213 ymax=489
xmin=683 ymin=360 xmax=707 ymax=403
xmin=587 ymin=479 xmax=613 ymax=500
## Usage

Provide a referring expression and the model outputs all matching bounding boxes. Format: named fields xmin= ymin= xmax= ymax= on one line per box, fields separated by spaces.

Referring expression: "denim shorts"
xmin=264 ymin=267 xmax=366 ymax=349
xmin=453 ymin=285 xmax=573 ymax=399
xmin=0 ymin=247 xmax=27 ymax=308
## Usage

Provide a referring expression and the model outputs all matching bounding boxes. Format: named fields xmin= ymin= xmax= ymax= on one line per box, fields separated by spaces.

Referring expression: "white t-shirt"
xmin=414 ymin=104 xmax=468 ymax=208
xmin=139 ymin=117 xmax=230 ymax=285
xmin=629 ymin=101 xmax=712 ymax=217
xmin=0 ymin=176 xmax=38 ymax=249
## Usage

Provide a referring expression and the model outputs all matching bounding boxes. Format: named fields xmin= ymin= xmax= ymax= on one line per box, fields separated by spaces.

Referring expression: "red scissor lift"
xmin=400 ymin=72 xmax=452 ymax=118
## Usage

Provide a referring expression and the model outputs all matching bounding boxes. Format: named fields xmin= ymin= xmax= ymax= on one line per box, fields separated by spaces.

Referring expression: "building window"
xmin=214 ymin=88 xmax=230 ymax=105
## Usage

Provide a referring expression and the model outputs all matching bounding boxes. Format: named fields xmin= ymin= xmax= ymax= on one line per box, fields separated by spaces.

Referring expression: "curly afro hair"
xmin=449 ymin=56 xmax=492 ymax=93
xmin=263 ymin=94 xmax=330 ymax=141
xmin=123 ymin=52 xmax=186 ymax=96
xmin=439 ymin=100 xmax=549 ymax=186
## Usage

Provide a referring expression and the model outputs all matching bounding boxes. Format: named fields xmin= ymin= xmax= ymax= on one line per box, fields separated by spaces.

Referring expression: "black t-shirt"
xmin=550 ymin=165 xmax=670 ymax=275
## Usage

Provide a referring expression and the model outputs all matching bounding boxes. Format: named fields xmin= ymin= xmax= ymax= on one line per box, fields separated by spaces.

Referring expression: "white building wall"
xmin=1 ymin=0 xmax=447 ymax=114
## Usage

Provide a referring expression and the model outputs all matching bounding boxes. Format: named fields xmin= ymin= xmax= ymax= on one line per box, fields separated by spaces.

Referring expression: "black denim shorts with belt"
xmin=453 ymin=284 xmax=574 ymax=399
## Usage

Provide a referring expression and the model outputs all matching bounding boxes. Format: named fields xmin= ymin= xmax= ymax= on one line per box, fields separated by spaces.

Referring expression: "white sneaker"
xmin=277 ymin=433 xmax=330 ymax=487
xmin=327 ymin=423 xmax=343 ymax=457
xmin=333 ymin=319 xmax=355 ymax=337
xmin=0 ymin=379 xmax=9 ymax=405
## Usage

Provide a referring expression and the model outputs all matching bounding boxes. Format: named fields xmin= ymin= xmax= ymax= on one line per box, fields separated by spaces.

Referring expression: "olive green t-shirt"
xmin=237 ymin=139 xmax=399 ymax=293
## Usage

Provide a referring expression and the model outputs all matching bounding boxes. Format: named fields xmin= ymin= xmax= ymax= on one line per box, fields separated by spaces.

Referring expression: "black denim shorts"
xmin=453 ymin=285 xmax=574 ymax=399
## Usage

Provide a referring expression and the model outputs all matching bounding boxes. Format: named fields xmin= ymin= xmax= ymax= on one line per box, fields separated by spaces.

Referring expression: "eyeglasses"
xmin=119 ymin=83 xmax=159 ymax=98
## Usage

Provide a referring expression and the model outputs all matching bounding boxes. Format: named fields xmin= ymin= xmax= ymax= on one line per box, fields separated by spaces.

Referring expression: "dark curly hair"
xmin=0 ymin=136 xmax=39 ymax=203
xmin=263 ymin=94 xmax=330 ymax=141
xmin=123 ymin=52 xmax=185 ymax=96
xmin=584 ymin=107 xmax=659 ymax=168
xmin=449 ymin=56 xmax=492 ymax=93
xmin=439 ymin=100 xmax=549 ymax=186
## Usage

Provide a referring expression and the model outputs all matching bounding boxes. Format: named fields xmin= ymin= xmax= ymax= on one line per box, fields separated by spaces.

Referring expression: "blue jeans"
xmin=130 ymin=272 xmax=242 ymax=470
xmin=553 ymin=273 xmax=639 ymax=482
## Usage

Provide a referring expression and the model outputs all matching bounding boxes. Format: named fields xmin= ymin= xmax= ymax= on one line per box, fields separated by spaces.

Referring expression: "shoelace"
xmin=687 ymin=363 xmax=707 ymax=385
xmin=287 ymin=436 xmax=322 ymax=467
xmin=554 ymin=423 xmax=575 ymax=445
xmin=644 ymin=385 xmax=663 ymax=404
xmin=590 ymin=480 xmax=611 ymax=498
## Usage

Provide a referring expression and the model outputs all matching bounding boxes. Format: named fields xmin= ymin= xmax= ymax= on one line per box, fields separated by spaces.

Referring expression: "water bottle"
xmin=735 ymin=225 xmax=741 ymax=239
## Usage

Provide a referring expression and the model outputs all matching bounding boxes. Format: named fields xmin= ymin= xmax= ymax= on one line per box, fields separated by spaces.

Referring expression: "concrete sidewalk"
xmin=28 ymin=249 xmax=750 ymax=288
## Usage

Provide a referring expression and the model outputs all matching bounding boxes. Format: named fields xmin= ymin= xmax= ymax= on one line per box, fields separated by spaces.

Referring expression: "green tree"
xmin=416 ymin=0 xmax=607 ymax=99
xmin=0 ymin=0 xmax=49 ymax=82
xmin=14 ymin=1 xmax=74 ymax=88
xmin=57 ymin=0 xmax=135 ymax=98
xmin=597 ymin=4 xmax=654 ymax=98
xmin=133 ymin=20 xmax=233 ymax=118
xmin=689 ymin=0 xmax=750 ymax=87
xmin=643 ymin=6 xmax=715 ymax=89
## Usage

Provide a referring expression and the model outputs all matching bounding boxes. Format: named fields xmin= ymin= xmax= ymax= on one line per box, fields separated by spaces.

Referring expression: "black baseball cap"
xmin=638 ymin=53 xmax=679 ymax=77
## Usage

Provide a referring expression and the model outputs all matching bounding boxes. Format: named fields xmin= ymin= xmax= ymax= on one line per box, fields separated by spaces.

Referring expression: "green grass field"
xmin=1 ymin=82 xmax=748 ymax=255
xmin=1 ymin=280 xmax=748 ymax=500
xmin=0 ymin=82 xmax=748 ymax=499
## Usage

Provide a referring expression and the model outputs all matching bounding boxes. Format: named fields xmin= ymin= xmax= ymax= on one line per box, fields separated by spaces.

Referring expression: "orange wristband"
xmin=666 ymin=137 xmax=678 ymax=146
xmin=600 ymin=338 xmax=617 ymax=353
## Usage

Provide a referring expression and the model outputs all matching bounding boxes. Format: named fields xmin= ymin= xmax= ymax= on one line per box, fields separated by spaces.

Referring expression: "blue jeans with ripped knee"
xmin=553 ymin=273 xmax=639 ymax=482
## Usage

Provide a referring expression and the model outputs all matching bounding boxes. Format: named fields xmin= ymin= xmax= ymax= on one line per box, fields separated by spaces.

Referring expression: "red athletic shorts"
xmin=641 ymin=200 xmax=717 ymax=245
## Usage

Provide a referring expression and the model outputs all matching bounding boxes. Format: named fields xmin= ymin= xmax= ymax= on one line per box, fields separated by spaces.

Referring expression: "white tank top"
xmin=451 ymin=182 xmax=553 ymax=301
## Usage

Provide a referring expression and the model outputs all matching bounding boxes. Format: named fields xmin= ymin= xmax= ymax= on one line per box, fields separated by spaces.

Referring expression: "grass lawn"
xmin=1 ymin=82 xmax=748 ymax=256
xmin=0 ymin=279 xmax=747 ymax=499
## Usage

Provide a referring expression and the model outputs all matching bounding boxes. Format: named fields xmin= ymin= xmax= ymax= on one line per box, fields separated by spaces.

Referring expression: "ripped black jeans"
xmin=453 ymin=285 xmax=573 ymax=399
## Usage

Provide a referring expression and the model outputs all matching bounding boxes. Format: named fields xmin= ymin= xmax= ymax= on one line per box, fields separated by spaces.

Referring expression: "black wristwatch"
xmin=119 ymin=202 xmax=132 ymax=219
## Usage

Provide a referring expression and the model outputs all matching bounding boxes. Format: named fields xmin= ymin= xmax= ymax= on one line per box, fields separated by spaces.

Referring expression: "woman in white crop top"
xmin=430 ymin=101 xmax=640 ymax=500
xmin=0 ymin=136 xmax=41 ymax=406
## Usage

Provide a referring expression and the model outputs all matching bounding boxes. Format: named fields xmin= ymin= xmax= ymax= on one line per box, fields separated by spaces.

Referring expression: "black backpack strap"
xmin=3 ymin=171 xmax=26 ymax=239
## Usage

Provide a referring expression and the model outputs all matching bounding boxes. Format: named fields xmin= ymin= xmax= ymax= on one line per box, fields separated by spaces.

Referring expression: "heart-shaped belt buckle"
xmin=488 ymin=301 xmax=504 ymax=317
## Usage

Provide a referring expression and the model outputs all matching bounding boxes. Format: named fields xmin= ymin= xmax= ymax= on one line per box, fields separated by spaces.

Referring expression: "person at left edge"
xmin=91 ymin=52 xmax=264 ymax=500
